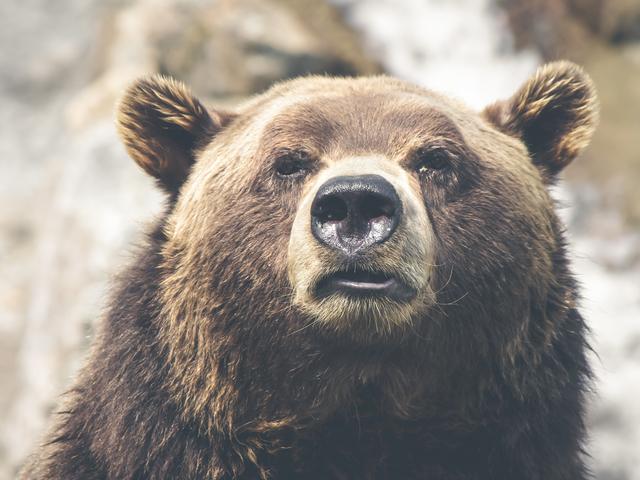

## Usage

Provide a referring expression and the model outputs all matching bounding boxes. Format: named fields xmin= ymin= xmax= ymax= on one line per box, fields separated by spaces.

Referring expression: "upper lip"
xmin=314 ymin=269 xmax=415 ymax=302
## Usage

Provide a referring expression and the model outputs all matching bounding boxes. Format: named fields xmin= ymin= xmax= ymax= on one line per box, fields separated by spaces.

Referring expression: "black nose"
xmin=311 ymin=174 xmax=402 ymax=255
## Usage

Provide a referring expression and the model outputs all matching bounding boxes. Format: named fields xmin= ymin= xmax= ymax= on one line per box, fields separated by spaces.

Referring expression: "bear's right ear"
xmin=116 ymin=75 xmax=234 ymax=194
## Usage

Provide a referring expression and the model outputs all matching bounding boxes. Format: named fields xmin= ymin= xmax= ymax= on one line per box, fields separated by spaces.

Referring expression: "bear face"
xmin=118 ymin=63 xmax=597 ymax=352
xmin=114 ymin=64 xmax=598 ymax=434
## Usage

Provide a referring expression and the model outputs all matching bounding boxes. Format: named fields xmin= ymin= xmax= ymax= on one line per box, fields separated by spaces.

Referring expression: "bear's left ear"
xmin=483 ymin=61 xmax=599 ymax=180
xmin=117 ymin=75 xmax=235 ymax=194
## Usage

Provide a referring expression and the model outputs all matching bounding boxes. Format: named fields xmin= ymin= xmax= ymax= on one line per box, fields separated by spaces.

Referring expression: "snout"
xmin=310 ymin=174 xmax=402 ymax=255
xmin=287 ymin=156 xmax=436 ymax=333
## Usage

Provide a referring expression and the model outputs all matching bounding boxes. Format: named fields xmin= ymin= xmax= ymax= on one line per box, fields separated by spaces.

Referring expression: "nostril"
xmin=360 ymin=193 xmax=395 ymax=222
xmin=313 ymin=195 xmax=348 ymax=223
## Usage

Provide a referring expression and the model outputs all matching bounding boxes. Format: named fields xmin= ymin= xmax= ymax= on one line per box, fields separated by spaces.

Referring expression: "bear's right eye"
xmin=274 ymin=151 xmax=311 ymax=178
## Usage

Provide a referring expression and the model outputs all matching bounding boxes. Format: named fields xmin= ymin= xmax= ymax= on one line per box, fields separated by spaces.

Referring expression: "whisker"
xmin=287 ymin=318 xmax=322 ymax=336
xmin=436 ymin=291 xmax=468 ymax=307
xmin=434 ymin=265 xmax=454 ymax=294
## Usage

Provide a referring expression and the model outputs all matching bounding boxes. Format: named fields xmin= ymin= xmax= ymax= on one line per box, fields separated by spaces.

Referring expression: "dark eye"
xmin=274 ymin=151 xmax=311 ymax=178
xmin=414 ymin=148 xmax=450 ymax=175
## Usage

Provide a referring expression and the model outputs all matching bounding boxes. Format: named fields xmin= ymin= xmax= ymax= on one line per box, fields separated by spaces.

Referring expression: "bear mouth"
xmin=315 ymin=270 xmax=415 ymax=302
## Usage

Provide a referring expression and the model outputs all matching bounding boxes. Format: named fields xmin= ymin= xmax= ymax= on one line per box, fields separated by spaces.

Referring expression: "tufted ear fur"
xmin=483 ymin=61 xmax=598 ymax=180
xmin=116 ymin=75 xmax=235 ymax=193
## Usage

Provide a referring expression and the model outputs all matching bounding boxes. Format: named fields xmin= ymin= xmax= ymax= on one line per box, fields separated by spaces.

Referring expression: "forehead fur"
xmin=237 ymin=75 xmax=476 ymax=131
xmin=250 ymin=78 xmax=534 ymax=186
xmin=215 ymin=75 xmax=507 ymax=166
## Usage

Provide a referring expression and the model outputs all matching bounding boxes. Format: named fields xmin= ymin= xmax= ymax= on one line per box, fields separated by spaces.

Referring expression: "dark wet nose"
xmin=311 ymin=174 xmax=402 ymax=255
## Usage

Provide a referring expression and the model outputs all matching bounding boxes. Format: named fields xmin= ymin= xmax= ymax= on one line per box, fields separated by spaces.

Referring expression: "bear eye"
xmin=274 ymin=151 xmax=311 ymax=178
xmin=413 ymin=148 xmax=451 ymax=175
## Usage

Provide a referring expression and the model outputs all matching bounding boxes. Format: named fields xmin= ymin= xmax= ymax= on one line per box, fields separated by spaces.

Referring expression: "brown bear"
xmin=22 ymin=61 xmax=598 ymax=479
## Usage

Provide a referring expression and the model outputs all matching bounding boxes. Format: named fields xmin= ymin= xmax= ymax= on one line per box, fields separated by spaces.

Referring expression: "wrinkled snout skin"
xmin=288 ymin=155 xmax=435 ymax=333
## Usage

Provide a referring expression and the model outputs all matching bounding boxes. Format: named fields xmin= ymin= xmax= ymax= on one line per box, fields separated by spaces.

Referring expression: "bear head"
xmin=116 ymin=62 xmax=597 ymax=419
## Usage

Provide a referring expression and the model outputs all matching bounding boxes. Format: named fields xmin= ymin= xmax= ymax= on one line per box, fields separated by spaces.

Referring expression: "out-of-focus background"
xmin=0 ymin=0 xmax=638 ymax=478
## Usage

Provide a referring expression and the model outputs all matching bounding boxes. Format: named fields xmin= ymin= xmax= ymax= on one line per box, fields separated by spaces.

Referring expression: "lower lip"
xmin=315 ymin=275 xmax=415 ymax=302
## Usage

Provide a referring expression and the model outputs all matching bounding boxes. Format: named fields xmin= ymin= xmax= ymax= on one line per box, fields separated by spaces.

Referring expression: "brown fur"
xmin=23 ymin=62 xmax=598 ymax=479
xmin=483 ymin=61 xmax=599 ymax=178
xmin=116 ymin=75 xmax=235 ymax=193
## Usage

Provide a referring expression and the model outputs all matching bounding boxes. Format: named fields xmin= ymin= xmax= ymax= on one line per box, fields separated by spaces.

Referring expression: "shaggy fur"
xmin=483 ymin=61 xmax=598 ymax=178
xmin=116 ymin=76 xmax=235 ymax=194
xmin=23 ymin=62 xmax=598 ymax=479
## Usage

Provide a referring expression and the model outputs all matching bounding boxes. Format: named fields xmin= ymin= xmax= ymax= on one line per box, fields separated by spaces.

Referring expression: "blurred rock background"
xmin=0 ymin=0 xmax=638 ymax=478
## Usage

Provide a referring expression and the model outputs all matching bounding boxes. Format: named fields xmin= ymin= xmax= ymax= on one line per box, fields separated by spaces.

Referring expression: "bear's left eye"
xmin=274 ymin=151 xmax=312 ymax=178
xmin=413 ymin=147 xmax=451 ymax=175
